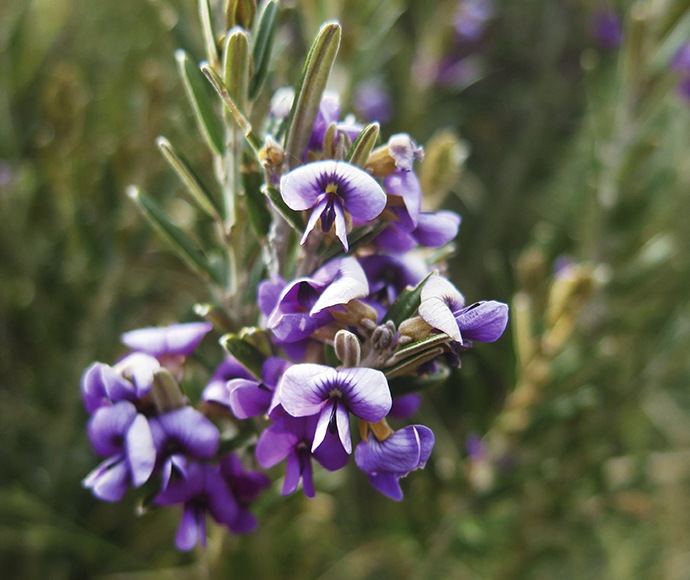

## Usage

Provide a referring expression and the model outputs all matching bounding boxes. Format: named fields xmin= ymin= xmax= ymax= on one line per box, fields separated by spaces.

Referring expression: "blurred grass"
xmin=3 ymin=0 xmax=690 ymax=578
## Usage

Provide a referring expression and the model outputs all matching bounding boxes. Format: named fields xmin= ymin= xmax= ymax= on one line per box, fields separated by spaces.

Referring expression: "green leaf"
xmin=262 ymin=184 xmax=305 ymax=233
xmin=384 ymin=346 xmax=445 ymax=379
xmin=249 ymin=0 xmax=280 ymax=100
xmin=650 ymin=7 xmax=690 ymax=73
xmin=201 ymin=63 xmax=263 ymax=153
xmin=390 ymin=333 xmax=452 ymax=364
xmin=156 ymin=136 xmax=222 ymax=219
xmin=127 ymin=186 xmax=222 ymax=285
xmin=243 ymin=170 xmax=272 ymax=238
xmin=222 ymin=27 xmax=250 ymax=114
xmin=283 ymin=21 xmax=341 ymax=169
xmin=347 ymin=122 xmax=380 ymax=167
xmin=198 ymin=0 xmax=219 ymax=68
xmin=388 ymin=364 xmax=450 ymax=397
xmin=176 ymin=49 xmax=225 ymax=155
xmin=382 ymin=271 xmax=435 ymax=327
xmin=220 ymin=334 xmax=267 ymax=378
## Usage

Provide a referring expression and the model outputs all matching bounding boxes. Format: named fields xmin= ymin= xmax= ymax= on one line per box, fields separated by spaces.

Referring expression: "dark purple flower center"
xmin=297 ymin=282 xmax=319 ymax=310
xmin=320 ymin=184 xmax=340 ymax=233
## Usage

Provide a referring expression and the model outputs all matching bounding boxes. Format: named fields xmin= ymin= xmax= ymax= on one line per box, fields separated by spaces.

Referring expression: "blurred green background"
xmin=3 ymin=0 xmax=690 ymax=578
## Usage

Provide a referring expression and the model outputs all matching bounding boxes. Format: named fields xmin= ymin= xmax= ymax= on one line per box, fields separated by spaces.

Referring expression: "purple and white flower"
xmin=121 ymin=322 xmax=213 ymax=358
xmin=280 ymin=161 xmax=387 ymax=251
xmin=265 ymin=257 xmax=369 ymax=342
xmin=203 ymin=356 xmax=290 ymax=419
xmin=276 ymin=363 xmax=391 ymax=454
xmin=81 ymin=353 xmax=160 ymax=414
xmin=82 ymin=401 xmax=156 ymax=501
xmin=255 ymin=410 xmax=349 ymax=497
xmin=355 ymin=425 xmax=434 ymax=501
xmin=149 ymin=406 xmax=220 ymax=488
xmin=418 ymin=275 xmax=508 ymax=344
xmin=155 ymin=462 xmax=239 ymax=551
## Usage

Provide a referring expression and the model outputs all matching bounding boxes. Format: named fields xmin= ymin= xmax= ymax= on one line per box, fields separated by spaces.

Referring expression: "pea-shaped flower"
xmin=276 ymin=364 xmax=392 ymax=454
xmin=280 ymin=160 xmax=387 ymax=252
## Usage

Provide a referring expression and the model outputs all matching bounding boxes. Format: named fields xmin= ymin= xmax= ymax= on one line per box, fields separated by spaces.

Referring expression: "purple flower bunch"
xmin=81 ymin=82 xmax=509 ymax=548
xmin=85 ymin=16 xmax=510 ymax=551
xmin=81 ymin=323 xmax=269 ymax=550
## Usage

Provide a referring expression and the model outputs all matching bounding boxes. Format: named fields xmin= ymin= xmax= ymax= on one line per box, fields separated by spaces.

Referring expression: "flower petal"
xmin=176 ymin=503 xmax=200 ymax=551
xmin=355 ymin=425 xmax=422 ymax=474
xmin=455 ymin=301 xmax=509 ymax=342
xmin=87 ymin=401 xmax=137 ymax=457
xmin=338 ymin=367 xmax=392 ymax=422
xmin=279 ymin=363 xmax=335 ymax=417
xmin=368 ymin=472 xmax=403 ymax=501
xmin=83 ymin=455 xmax=130 ymax=502
xmin=310 ymin=258 xmax=369 ymax=314
xmin=156 ymin=407 xmax=220 ymax=459
xmin=413 ymin=211 xmax=461 ymax=247
xmin=228 ymin=379 xmax=273 ymax=418
xmin=125 ymin=413 xmax=156 ymax=487
xmin=121 ymin=322 xmax=213 ymax=357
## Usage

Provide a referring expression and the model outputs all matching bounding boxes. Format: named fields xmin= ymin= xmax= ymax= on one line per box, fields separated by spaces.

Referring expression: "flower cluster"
xmin=81 ymin=16 xmax=509 ymax=551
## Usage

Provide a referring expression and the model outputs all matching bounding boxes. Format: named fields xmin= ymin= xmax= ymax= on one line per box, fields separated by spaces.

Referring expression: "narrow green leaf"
xmin=198 ymin=0 xmax=219 ymax=68
xmin=650 ymin=7 xmax=690 ymax=73
xmin=347 ymin=122 xmax=380 ymax=167
xmin=156 ymin=136 xmax=222 ymax=218
xmin=249 ymin=0 xmax=280 ymax=100
xmin=176 ymin=50 xmax=225 ymax=155
xmin=223 ymin=27 xmax=250 ymax=114
xmin=220 ymin=334 xmax=266 ymax=378
xmin=388 ymin=364 xmax=451 ymax=397
xmin=382 ymin=271 xmax=435 ymax=327
xmin=127 ymin=185 xmax=222 ymax=284
xmin=262 ymin=185 xmax=305 ymax=233
xmin=384 ymin=347 xmax=445 ymax=379
xmin=390 ymin=333 xmax=451 ymax=364
xmin=243 ymin=170 xmax=272 ymax=238
xmin=201 ymin=63 xmax=263 ymax=153
xmin=283 ymin=21 xmax=341 ymax=169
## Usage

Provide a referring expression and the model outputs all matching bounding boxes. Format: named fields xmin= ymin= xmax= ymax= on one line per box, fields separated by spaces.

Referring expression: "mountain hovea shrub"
xmin=79 ymin=2 xmax=508 ymax=551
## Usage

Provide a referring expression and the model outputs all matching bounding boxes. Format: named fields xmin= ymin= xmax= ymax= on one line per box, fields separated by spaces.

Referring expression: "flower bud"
xmin=365 ymin=133 xmax=424 ymax=177
xmin=152 ymin=368 xmax=188 ymax=414
xmin=259 ymin=135 xmax=284 ymax=168
xmin=334 ymin=329 xmax=362 ymax=368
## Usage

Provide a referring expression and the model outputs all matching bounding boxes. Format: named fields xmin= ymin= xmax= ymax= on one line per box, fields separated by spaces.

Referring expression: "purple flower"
xmin=280 ymin=161 xmax=387 ymax=251
xmin=418 ymin=275 xmax=509 ymax=344
xmin=389 ymin=393 xmax=422 ymax=420
xmin=203 ymin=356 xmax=290 ymax=419
xmin=81 ymin=353 xmax=159 ymax=414
xmin=385 ymin=169 xmax=422 ymax=226
xmin=255 ymin=410 xmax=349 ymax=497
xmin=149 ymin=406 xmax=220 ymax=488
xmin=454 ymin=0 xmax=493 ymax=42
xmin=590 ymin=9 xmax=622 ymax=49
xmin=387 ymin=134 xmax=424 ymax=173
xmin=201 ymin=356 xmax=255 ymax=405
xmin=374 ymin=208 xmax=461 ymax=253
xmin=219 ymin=454 xmax=270 ymax=534
xmin=82 ymin=401 xmax=156 ymax=501
xmin=360 ymin=254 xmax=429 ymax=307
xmin=354 ymin=78 xmax=392 ymax=123
xmin=266 ymin=257 xmax=369 ymax=342
xmin=355 ymin=425 xmax=434 ymax=501
xmin=155 ymin=462 xmax=239 ymax=551
xmin=121 ymin=322 xmax=213 ymax=358
xmin=309 ymin=91 xmax=341 ymax=150
xmin=672 ymin=42 xmax=690 ymax=101
xmin=276 ymin=363 xmax=391 ymax=454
